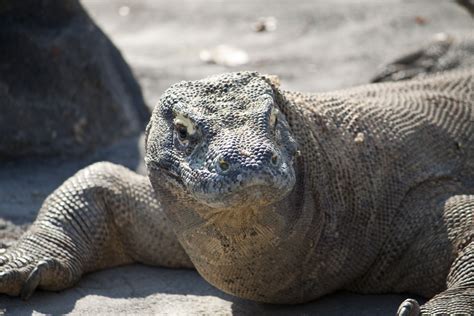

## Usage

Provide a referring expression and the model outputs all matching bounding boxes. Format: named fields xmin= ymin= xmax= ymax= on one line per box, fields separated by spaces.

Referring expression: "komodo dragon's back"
xmin=286 ymin=69 xmax=473 ymax=185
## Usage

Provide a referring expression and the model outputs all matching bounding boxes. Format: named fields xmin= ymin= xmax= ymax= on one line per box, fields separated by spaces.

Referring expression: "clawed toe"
xmin=0 ymin=268 xmax=26 ymax=296
xmin=20 ymin=261 xmax=46 ymax=300
xmin=0 ymin=250 xmax=10 ymax=265
xmin=397 ymin=298 xmax=420 ymax=316
xmin=0 ymin=255 xmax=72 ymax=299
xmin=0 ymin=253 xmax=51 ymax=298
xmin=20 ymin=258 xmax=66 ymax=300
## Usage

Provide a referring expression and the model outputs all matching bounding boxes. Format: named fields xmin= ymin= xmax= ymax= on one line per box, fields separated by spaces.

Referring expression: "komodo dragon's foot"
xmin=398 ymin=285 xmax=474 ymax=316
xmin=0 ymin=238 xmax=80 ymax=300
xmin=421 ymin=286 xmax=474 ymax=315
xmin=371 ymin=33 xmax=474 ymax=83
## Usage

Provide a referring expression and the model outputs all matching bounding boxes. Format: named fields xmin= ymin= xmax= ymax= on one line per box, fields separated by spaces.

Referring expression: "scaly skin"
xmin=0 ymin=70 xmax=472 ymax=315
xmin=0 ymin=163 xmax=191 ymax=299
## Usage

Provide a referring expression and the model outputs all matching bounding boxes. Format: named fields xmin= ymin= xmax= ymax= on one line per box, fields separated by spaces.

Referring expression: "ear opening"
xmin=260 ymin=73 xmax=300 ymax=130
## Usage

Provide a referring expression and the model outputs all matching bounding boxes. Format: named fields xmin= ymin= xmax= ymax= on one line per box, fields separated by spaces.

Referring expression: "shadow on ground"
xmin=0 ymin=264 xmax=425 ymax=315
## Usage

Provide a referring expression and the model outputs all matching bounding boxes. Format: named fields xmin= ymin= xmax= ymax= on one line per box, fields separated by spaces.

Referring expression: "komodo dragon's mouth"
xmin=149 ymin=158 xmax=295 ymax=210
xmin=185 ymin=167 xmax=296 ymax=209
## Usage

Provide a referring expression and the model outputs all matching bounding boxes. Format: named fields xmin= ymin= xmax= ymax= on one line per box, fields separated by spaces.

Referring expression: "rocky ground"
xmin=0 ymin=0 xmax=472 ymax=314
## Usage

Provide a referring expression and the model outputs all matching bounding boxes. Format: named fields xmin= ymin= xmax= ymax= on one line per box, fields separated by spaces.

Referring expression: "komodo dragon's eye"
xmin=269 ymin=107 xmax=279 ymax=129
xmin=173 ymin=113 xmax=196 ymax=147
xmin=176 ymin=124 xmax=188 ymax=141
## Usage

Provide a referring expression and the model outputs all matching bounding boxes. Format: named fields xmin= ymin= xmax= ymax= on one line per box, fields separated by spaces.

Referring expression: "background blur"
xmin=83 ymin=0 xmax=473 ymax=109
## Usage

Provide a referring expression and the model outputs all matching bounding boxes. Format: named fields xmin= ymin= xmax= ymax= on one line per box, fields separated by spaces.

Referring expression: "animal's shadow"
xmin=0 ymin=264 xmax=425 ymax=315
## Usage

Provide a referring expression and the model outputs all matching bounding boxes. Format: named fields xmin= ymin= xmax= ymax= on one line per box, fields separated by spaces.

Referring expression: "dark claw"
xmin=20 ymin=260 xmax=48 ymax=300
xmin=397 ymin=298 xmax=421 ymax=316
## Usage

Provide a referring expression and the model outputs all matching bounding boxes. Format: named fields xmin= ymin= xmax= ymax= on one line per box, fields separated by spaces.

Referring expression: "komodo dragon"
xmin=0 ymin=69 xmax=473 ymax=315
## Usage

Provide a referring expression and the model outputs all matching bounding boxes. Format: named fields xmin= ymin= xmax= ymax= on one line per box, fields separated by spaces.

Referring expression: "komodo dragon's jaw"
xmin=145 ymin=71 xmax=299 ymax=211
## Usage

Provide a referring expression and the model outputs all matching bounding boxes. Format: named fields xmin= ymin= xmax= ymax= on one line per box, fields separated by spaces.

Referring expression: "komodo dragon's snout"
xmin=145 ymin=72 xmax=298 ymax=210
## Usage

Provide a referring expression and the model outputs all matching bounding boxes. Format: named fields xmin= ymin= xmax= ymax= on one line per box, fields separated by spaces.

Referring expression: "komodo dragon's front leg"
xmin=407 ymin=195 xmax=473 ymax=314
xmin=0 ymin=162 xmax=192 ymax=299
xmin=395 ymin=191 xmax=474 ymax=315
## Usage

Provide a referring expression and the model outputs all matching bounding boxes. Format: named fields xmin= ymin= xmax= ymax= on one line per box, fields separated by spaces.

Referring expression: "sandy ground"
xmin=0 ymin=0 xmax=472 ymax=314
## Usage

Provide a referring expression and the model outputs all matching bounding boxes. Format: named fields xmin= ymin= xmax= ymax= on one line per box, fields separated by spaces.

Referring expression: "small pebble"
xmin=252 ymin=16 xmax=277 ymax=32
xmin=199 ymin=45 xmax=249 ymax=67
xmin=118 ymin=6 xmax=130 ymax=17
xmin=414 ymin=15 xmax=428 ymax=25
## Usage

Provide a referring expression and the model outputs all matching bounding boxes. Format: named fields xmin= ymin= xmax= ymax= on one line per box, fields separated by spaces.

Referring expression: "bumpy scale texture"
xmin=1 ymin=69 xmax=473 ymax=315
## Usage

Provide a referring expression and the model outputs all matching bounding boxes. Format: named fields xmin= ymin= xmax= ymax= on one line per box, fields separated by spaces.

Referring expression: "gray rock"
xmin=0 ymin=0 xmax=149 ymax=158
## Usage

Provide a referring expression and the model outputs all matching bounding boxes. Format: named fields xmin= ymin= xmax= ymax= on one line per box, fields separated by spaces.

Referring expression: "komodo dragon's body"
xmin=0 ymin=69 xmax=473 ymax=315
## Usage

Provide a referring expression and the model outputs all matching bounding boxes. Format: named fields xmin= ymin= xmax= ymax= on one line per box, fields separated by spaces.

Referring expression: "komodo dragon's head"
xmin=145 ymin=72 xmax=298 ymax=214
xmin=145 ymin=72 xmax=315 ymax=300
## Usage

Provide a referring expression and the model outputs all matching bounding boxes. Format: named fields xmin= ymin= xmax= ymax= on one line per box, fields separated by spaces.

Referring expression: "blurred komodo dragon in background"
xmin=0 ymin=66 xmax=472 ymax=315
